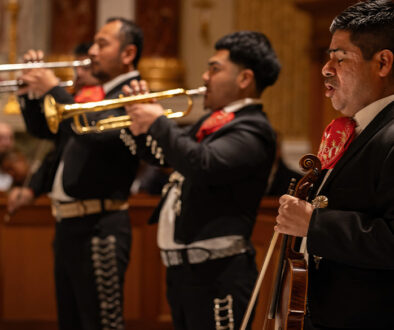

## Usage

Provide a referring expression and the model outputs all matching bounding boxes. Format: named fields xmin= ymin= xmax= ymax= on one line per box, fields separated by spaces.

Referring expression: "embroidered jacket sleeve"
xmin=143 ymin=108 xmax=275 ymax=186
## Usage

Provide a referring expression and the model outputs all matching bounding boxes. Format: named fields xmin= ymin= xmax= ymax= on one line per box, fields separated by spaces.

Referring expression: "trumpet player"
xmin=124 ymin=31 xmax=280 ymax=330
xmin=7 ymin=17 xmax=143 ymax=330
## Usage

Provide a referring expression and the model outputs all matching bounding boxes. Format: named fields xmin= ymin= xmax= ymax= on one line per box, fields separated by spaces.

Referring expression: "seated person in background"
xmin=0 ymin=149 xmax=29 ymax=187
xmin=0 ymin=122 xmax=15 ymax=191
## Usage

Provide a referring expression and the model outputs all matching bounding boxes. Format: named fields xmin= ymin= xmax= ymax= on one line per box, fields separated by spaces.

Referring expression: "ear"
xmin=238 ymin=69 xmax=255 ymax=89
xmin=375 ymin=49 xmax=394 ymax=78
xmin=121 ymin=44 xmax=137 ymax=67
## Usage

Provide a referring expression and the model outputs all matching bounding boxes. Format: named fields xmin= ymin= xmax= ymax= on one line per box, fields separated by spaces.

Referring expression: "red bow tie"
xmin=195 ymin=110 xmax=235 ymax=142
xmin=317 ymin=117 xmax=356 ymax=170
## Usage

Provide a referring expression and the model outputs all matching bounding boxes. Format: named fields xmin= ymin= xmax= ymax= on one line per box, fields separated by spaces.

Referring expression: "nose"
xmin=202 ymin=70 xmax=209 ymax=83
xmin=88 ymin=43 xmax=98 ymax=57
xmin=322 ymin=60 xmax=335 ymax=77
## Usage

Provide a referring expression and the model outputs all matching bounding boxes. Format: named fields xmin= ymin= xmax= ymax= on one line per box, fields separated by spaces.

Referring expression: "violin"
xmin=241 ymin=154 xmax=327 ymax=330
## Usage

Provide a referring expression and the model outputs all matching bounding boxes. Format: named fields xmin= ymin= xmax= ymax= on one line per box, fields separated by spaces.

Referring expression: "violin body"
xmin=276 ymin=257 xmax=308 ymax=330
xmin=240 ymin=154 xmax=323 ymax=330
xmin=270 ymin=154 xmax=322 ymax=330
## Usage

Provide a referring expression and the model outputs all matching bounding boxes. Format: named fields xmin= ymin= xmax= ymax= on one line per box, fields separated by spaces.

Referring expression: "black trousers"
xmin=53 ymin=210 xmax=131 ymax=330
xmin=303 ymin=316 xmax=393 ymax=330
xmin=166 ymin=253 xmax=258 ymax=330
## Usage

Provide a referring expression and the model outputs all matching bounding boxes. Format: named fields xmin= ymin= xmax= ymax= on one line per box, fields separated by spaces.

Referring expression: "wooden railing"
xmin=0 ymin=193 xmax=280 ymax=330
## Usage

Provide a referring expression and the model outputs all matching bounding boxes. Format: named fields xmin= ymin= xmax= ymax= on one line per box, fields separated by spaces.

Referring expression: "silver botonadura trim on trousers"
xmin=214 ymin=295 xmax=234 ymax=330
xmin=91 ymin=235 xmax=124 ymax=330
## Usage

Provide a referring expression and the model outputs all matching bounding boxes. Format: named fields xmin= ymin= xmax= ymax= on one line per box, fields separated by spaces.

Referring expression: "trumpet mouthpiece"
xmin=186 ymin=86 xmax=207 ymax=96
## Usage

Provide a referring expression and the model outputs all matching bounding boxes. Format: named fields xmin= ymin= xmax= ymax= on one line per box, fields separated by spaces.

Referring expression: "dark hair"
xmin=106 ymin=17 xmax=144 ymax=68
xmin=73 ymin=42 xmax=93 ymax=56
xmin=330 ymin=0 xmax=394 ymax=60
xmin=215 ymin=31 xmax=281 ymax=94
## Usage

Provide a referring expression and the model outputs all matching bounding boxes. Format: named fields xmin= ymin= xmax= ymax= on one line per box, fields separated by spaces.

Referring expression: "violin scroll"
xmin=294 ymin=154 xmax=322 ymax=201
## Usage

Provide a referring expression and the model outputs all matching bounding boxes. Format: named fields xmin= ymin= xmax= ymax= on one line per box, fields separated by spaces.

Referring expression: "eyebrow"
xmin=208 ymin=60 xmax=221 ymax=66
xmin=326 ymin=48 xmax=346 ymax=55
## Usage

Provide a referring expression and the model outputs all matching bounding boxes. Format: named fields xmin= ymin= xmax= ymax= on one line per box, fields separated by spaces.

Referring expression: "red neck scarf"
xmin=317 ymin=117 xmax=357 ymax=170
xmin=74 ymin=85 xmax=105 ymax=103
xmin=195 ymin=110 xmax=235 ymax=142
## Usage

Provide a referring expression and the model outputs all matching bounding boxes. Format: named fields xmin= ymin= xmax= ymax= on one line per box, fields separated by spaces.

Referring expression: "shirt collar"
xmin=354 ymin=94 xmax=394 ymax=134
xmin=222 ymin=98 xmax=262 ymax=113
xmin=102 ymin=70 xmax=140 ymax=95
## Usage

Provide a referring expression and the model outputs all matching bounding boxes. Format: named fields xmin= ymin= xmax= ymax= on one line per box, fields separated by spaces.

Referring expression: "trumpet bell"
xmin=44 ymin=95 xmax=62 ymax=134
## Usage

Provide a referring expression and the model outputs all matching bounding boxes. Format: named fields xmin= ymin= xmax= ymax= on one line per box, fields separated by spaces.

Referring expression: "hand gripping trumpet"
xmin=43 ymin=86 xmax=207 ymax=134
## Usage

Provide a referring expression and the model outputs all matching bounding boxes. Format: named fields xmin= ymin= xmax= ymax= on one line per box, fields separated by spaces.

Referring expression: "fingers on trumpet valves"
xmin=23 ymin=49 xmax=44 ymax=63
xmin=128 ymin=79 xmax=149 ymax=95
xmin=121 ymin=84 xmax=132 ymax=96
xmin=129 ymin=80 xmax=140 ymax=95
xmin=139 ymin=80 xmax=148 ymax=94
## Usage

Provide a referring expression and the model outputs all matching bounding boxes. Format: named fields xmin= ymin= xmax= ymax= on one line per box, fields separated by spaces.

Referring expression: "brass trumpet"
xmin=0 ymin=58 xmax=91 ymax=72
xmin=44 ymin=86 xmax=207 ymax=134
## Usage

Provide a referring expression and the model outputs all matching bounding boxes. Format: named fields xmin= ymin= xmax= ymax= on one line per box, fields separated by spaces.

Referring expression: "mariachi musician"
xmin=275 ymin=1 xmax=394 ymax=329
xmin=124 ymin=31 xmax=280 ymax=330
xmin=7 ymin=18 xmax=143 ymax=330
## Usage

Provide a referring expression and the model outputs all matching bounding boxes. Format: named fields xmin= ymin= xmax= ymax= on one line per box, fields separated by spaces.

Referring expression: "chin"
xmin=332 ymin=101 xmax=350 ymax=116
xmin=338 ymin=107 xmax=358 ymax=117
xmin=203 ymin=100 xmax=213 ymax=111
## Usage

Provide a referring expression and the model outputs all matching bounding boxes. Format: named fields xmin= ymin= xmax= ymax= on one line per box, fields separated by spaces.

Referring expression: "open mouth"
xmin=324 ymin=83 xmax=336 ymax=97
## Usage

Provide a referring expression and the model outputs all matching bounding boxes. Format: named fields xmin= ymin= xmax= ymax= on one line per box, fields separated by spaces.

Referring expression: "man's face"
xmin=74 ymin=55 xmax=100 ymax=90
xmin=88 ymin=20 xmax=125 ymax=83
xmin=202 ymin=49 xmax=243 ymax=111
xmin=0 ymin=124 xmax=14 ymax=155
xmin=2 ymin=156 xmax=28 ymax=184
xmin=322 ymin=30 xmax=380 ymax=117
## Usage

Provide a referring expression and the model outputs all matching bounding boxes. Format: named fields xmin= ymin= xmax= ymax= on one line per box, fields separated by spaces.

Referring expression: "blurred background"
xmin=0 ymin=0 xmax=358 ymax=168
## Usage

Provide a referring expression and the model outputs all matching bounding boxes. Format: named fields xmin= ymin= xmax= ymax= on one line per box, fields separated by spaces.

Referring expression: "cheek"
xmin=98 ymin=48 xmax=112 ymax=60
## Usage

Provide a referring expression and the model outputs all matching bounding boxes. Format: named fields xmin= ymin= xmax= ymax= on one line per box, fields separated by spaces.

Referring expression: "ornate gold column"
xmin=3 ymin=0 xmax=20 ymax=115
xmin=136 ymin=0 xmax=184 ymax=91
xmin=47 ymin=0 xmax=97 ymax=84
xmin=50 ymin=0 xmax=96 ymax=54
xmin=235 ymin=0 xmax=311 ymax=142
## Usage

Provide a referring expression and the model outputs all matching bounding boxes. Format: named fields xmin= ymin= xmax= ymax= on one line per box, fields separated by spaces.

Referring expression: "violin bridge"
xmin=213 ymin=294 xmax=234 ymax=330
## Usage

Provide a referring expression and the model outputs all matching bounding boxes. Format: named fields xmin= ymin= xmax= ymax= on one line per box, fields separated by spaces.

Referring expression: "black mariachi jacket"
xmin=21 ymin=77 xmax=139 ymax=200
xmin=306 ymin=101 xmax=394 ymax=328
xmin=137 ymin=104 xmax=276 ymax=244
